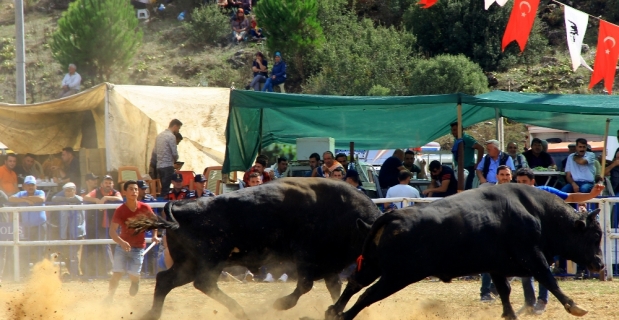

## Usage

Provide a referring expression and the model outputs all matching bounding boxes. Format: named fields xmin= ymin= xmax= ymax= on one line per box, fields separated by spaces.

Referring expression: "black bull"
xmin=327 ymin=183 xmax=604 ymax=320
xmin=128 ymin=178 xmax=380 ymax=319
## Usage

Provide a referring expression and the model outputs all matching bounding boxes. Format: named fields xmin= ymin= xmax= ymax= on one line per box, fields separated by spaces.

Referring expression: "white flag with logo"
xmin=564 ymin=6 xmax=589 ymax=71
xmin=484 ymin=0 xmax=508 ymax=10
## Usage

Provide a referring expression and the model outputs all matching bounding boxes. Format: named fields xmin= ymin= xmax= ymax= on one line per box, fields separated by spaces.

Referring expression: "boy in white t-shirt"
xmin=385 ymin=170 xmax=420 ymax=208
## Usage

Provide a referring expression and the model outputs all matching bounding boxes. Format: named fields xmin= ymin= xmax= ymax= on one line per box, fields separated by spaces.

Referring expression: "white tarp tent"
xmin=0 ymin=83 xmax=230 ymax=176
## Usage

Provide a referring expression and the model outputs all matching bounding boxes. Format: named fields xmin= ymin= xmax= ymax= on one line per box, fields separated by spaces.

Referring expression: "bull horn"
xmin=587 ymin=208 xmax=601 ymax=220
xmin=564 ymin=303 xmax=588 ymax=316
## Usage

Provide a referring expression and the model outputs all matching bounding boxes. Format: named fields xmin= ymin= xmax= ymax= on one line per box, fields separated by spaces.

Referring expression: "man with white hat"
xmin=52 ymin=182 xmax=86 ymax=276
xmin=9 ymin=176 xmax=46 ymax=268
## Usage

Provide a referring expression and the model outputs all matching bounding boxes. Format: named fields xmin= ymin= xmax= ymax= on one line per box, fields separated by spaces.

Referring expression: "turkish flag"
xmin=502 ymin=0 xmax=540 ymax=52
xmin=589 ymin=20 xmax=619 ymax=94
xmin=418 ymin=0 xmax=438 ymax=9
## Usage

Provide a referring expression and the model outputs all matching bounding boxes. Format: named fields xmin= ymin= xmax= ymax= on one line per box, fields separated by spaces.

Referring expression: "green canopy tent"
xmin=223 ymin=90 xmax=619 ymax=173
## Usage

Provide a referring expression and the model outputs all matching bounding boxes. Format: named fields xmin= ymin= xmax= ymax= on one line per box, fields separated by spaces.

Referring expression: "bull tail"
xmin=357 ymin=212 xmax=399 ymax=272
xmin=128 ymin=203 xmax=180 ymax=234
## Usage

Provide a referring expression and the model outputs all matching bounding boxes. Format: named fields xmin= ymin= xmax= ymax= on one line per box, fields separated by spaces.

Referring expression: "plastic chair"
xmin=118 ymin=166 xmax=142 ymax=184
xmin=177 ymin=171 xmax=196 ymax=190
xmin=204 ymin=166 xmax=223 ymax=194
xmin=372 ymin=173 xmax=384 ymax=198
xmin=148 ymin=179 xmax=162 ymax=197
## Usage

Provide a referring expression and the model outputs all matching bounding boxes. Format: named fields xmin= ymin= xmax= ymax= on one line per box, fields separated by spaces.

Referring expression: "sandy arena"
xmin=1 ymin=260 xmax=619 ymax=320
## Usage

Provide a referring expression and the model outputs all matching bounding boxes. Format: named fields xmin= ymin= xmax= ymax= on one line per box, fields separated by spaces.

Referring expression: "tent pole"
xmin=495 ymin=108 xmax=504 ymax=151
xmin=258 ymin=109 xmax=264 ymax=154
xmin=349 ymin=142 xmax=354 ymax=170
xmin=457 ymin=104 xmax=464 ymax=192
xmin=600 ymin=118 xmax=611 ymax=282
xmin=104 ymin=87 xmax=111 ymax=173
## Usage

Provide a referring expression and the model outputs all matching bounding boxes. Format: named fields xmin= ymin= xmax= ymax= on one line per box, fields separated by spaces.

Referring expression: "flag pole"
xmin=457 ymin=103 xmax=464 ymax=192
xmin=600 ymin=118 xmax=611 ymax=185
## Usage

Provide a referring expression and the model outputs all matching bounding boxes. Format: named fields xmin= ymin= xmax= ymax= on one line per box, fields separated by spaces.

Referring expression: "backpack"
xmin=482 ymin=152 xmax=509 ymax=179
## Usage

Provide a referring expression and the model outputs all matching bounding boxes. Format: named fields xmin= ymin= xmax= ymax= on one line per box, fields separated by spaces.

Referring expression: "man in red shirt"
xmin=105 ymin=180 xmax=158 ymax=302
xmin=242 ymin=158 xmax=271 ymax=186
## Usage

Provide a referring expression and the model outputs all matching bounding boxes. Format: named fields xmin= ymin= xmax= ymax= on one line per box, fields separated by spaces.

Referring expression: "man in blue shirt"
xmin=515 ymin=168 xmax=603 ymax=315
xmin=476 ymin=140 xmax=515 ymax=186
xmin=562 ymin=138 xmax=596 ymax=193
xmin=9 ymin=175 xmax=46 ymax=269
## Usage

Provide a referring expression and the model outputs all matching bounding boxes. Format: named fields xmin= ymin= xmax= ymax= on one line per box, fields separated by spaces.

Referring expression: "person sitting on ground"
xmin=242 ymin=158 xmax=271 ymax=186
xmin=305 ymin=152 xmax=321 ymax=177
xmin=378 ymin=149 xmax=407 ymax=190
xmin=344 ymin=169 xmax=365 ymax=192
xmin=231 ymin=9 xmax=250 ymax=44
xmin=476 ymin=140 xmax=515 ymax=187
xmin=249 ymin=15 xmax=265 ymax=40
xmin=402 ymin=150 xmax=426 ymax=179
xmin=506 ymin=142 xmax=528 ymax=172
xmin=15 ymin=153 xmax=42 ymax=180
xmin=262 ymin=52 xmax=286 ymax=92
xmin=562 ymin=138 xmax=596 ymax=193
xmin=335 ymin=153 xmax=349 ymax=172
xmin=422 ymin=160 xmax=458 ymax=197
xmin=58 ymin=64 xmax=81 ymax=98
xmin=247 ymin=172 xmax=262 ymax=187
xmin=105 ymin=180 xmax=159 ymax=304
xmin=137 ymin=180 xmax=156 ymax=202
xmin=249 ymin=51 xmax=268 ymax=91
xmin=187 ymin=174 xmax=215 ymax=198
xmin=330 ymin=167 xmax=345 ymax=180
xmin=167 ymin=173 xmax=189 ymax=200
xmin=312 ymin=151 xmax=343 ymax=178
xmin=385 ymin=170 xmax=419 ymax=209
xmin=269 ymin=157 xmax=289 ymax=180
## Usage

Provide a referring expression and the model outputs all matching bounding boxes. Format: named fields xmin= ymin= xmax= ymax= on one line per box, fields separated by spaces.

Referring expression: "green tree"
xmin=254 ymin=0 xmax=325 ymax=80
xmin=51 ymin=0 xmax=143 ymax=83
xmin=185 ymin=4 xmax=231 ymax=46
xmin=403 ymin=0 xmax=547 ymax=71
xmin=408 ymin=54 xmax=489 ymax=95
xmin=303 ymin=0 xmax=416 ymax=96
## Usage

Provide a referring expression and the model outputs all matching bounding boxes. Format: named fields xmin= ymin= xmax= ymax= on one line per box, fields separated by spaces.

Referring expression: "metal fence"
xmin=0 ymin=197 xmax=615 ymax=282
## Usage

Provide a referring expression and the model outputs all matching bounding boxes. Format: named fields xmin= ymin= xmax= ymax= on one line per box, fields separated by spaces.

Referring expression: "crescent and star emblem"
xmin=520 ymin=1 xmax=531 ymax=17
xmin=604 ymin=36 xmax=616 ymax=54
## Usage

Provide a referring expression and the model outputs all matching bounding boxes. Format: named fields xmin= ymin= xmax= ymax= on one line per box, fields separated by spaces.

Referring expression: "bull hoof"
xmin=273 ymin=295 xmax=298 ymax=310
xmin=564 ymin=303 xmax=588 ymax=317
xmin=325 ymin=305 xmax=344 ymax=320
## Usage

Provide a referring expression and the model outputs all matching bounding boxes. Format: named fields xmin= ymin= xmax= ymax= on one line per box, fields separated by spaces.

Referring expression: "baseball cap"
xmin=24 ymin=176 xmax=36 ymax=185
xmin=194 ymin=174 xmax=207 ymax=183
xmin=137 ymin=180 xmax=148 ymax=190
xmin=63 ymin=182 xmax=76 ymax=189
xmin=103 ymin=175 xmax=113 ymax=181
xmin=85 ymin=173 xmax=99 ymax=180
xmin=172 ymin=173 xmax=184 ymax=182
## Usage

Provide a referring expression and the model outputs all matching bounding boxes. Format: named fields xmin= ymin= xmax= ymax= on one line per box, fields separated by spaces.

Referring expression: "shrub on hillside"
xmin=51 ymin=0 xmax=142 ymax=82
xmin=408 ymin=54 xmax=489 ymax=95
xmin=303 ymin=1 xmax=416 ymax=96
xmin=185 ymin=5 xmax=231 ymax=46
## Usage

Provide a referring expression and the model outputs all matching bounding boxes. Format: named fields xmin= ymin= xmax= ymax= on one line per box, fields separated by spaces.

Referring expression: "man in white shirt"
xmin=58 ymin=64 xmax=82 ymax=98
xmin=385 ymin=170 xmax=420 ymax=208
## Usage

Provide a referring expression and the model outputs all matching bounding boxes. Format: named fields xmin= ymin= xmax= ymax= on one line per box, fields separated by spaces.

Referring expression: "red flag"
xmin=501 ymin=0 xmax=540 ymax=52
xmin=589 ymin=20 xmax=619 ymax=94
xmin=418 ymin=0 xmax=438 ymax=9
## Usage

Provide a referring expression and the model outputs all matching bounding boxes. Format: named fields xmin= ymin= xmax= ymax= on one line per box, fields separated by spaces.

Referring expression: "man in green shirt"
xmin=450 ymin=122 xmax=485 ymax=190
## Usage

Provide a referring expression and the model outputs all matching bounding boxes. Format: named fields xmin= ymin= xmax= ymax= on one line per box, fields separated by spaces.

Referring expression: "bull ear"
xmin=574 ymin=219 xmax=586 ymax=230
xmin=587 ymin=208 xmax=601 ymax=221
xmin=357 ymin=219 xmax=372 ymax=238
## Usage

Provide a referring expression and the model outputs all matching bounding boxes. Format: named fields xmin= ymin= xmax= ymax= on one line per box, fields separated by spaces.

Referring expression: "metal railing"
xmin=0 ymin=197 xmax=616 ymax=282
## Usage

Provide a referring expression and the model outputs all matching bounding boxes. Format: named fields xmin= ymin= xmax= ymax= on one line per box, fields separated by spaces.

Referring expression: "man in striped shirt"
xmin=155 ymin=119 xmax=183 ymax=196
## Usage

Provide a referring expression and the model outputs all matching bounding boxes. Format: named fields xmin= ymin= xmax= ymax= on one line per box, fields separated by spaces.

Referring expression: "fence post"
xmin=402 ymin=199 xmax=409 ymax=208
xmin=604 ymin=200 xmax=613 ymax=281
xmin=12 ymin=210 xmax=20 ymax=282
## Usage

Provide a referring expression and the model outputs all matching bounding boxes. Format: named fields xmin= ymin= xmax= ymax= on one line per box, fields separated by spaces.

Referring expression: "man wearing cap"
xmin=0 ymin=154 xmax=18 ymax=196
xmin=385 ymin=171 xmax=420 ymax=209
xmin=423 ymin=160 xmax=458 ymax=197
xmin=52 ymin=182 xmax=86 ymax=276
xmin=344 ymin=169 xmax=365 ymax=192
xmin=155 ymin=119 xmax=183 ymax=197
xmin=242 ymin=159 xmax=271 ymax=186
xmin=167 ymin=173 xmax=189 ymax=201
xmin=82 ymin=173 xmax=99 ymax=196
xmin=476 ymin=140 xmax=515 ymax=186
xmin=262 ymin=52 xmax=287 ymax=92
xmin=83 ymin=175 xmax=123 ymax=276
xmin=137 ymin=180 xmax=156 ymax=202
xmin=9 ymin=176 xmax=46 ymax=267
xmin=188 ymin=174 xmax=215 ymax=198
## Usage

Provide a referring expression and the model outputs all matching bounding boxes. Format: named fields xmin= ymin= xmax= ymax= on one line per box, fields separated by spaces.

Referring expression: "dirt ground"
xmin=1 ymin=260 xmax=618 ymax=320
